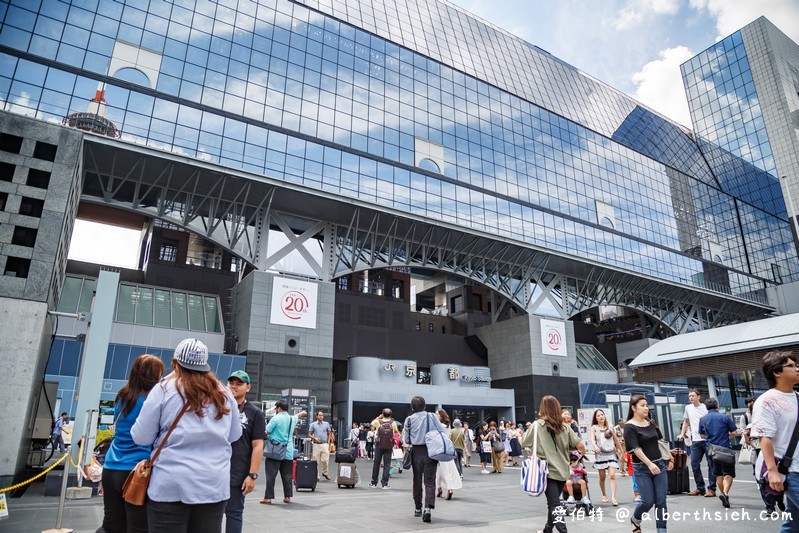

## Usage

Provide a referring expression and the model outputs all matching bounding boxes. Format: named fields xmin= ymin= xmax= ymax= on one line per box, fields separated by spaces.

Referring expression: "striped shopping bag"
xmin=520 ymin=422 xmax=548 ymax=496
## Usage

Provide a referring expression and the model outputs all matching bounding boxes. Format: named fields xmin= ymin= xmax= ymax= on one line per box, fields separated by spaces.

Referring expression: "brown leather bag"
xmin=122 ymin=403 xmax=189 ymax=506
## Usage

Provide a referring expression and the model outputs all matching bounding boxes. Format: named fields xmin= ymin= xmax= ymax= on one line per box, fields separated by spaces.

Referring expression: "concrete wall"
xmin=767 ymin=280 xmax=799 ymax=315
xmin=232 ymin=270 xmax=336 ymax=411
xmin=0 ymin=113 xmax=82 ymax=308
xmin=232 ymin=270 xmax=335 ymax=358
xmin=477 ymin=314 xmax=578 ymax=380
xmin=0 ymin=298 xmax=51 ymax=483
xmin=0 ymin=113 xmax=82 ymax=481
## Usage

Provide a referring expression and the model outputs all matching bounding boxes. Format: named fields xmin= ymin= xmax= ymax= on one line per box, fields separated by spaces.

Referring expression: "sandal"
xmin=630 ymin=518 xmax=642 ymax=533
xmin=612 ymin=498 xmax=618 ymax=506
xmin=602 ymin=496 xmax=608 ymax=503
xmin=259 ymin=499 xmax=271 ymax=505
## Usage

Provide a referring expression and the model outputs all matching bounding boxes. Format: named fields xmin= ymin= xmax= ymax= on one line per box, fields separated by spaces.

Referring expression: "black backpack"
xmin=376 ymin=419 xmax=395 ymax=449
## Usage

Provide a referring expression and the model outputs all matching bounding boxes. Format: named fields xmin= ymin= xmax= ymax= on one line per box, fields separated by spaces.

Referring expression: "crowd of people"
xmin=89 ymin=342 xmax=796 ymax=533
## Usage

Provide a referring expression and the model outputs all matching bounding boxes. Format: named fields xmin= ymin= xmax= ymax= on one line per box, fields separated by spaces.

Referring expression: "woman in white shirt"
xmin=131 ymin=339 xmax=241 ymax=533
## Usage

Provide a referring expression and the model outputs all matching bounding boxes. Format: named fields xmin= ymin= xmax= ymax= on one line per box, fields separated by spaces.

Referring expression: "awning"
xmin=630 ymin=312 xmax=799 ymax=368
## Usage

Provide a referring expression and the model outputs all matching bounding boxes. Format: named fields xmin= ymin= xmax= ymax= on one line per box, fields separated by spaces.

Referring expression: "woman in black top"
xmin=623 ymin=395 xmax=673 ymax=533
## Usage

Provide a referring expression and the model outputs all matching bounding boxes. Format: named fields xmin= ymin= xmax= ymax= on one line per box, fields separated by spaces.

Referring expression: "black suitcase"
xmin=335 ymin=448 xmax=356 ymax=463
xmin=667 ymin=466 xmax=689 ymax=495
xmin=295 ymin=459 xmax=318 ymax=491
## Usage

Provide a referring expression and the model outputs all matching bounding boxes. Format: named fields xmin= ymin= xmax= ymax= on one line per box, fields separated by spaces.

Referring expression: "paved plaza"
xmin=1 ymin=458 xmax=784 ymax=532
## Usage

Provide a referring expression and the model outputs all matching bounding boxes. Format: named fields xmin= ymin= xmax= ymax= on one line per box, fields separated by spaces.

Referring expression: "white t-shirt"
xmin=684 ymin=403 xmax=708 ymax=442
xmin=751 ymin=389 xmax=799 ymax=474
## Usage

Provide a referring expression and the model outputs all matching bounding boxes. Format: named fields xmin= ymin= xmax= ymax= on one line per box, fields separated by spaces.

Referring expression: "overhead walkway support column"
xmin=71 ymin=270 xmax=119 ymax=446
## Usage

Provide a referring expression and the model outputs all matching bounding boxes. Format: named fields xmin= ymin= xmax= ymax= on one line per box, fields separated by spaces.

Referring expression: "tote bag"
xmin=520 ymin=423 xmax=548 ymax=497
xmin=738 ymin=443 xmax=756 ymax=465
xmin=424 ymin=413 xmax=456 ymax=462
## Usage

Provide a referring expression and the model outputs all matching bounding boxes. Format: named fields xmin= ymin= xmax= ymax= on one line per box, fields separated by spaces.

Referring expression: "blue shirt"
xmin=53 ymin=417 xmax=64 ymax=436
xmin=104 ymin=396 xmax=152 ymax=471
xmin=131 ymin=377 xmax=242 ymax=504
xmin=699 ymin=410 xmax=737 ymax=447
xmin=308 ymin=420 xmax=331 ymax=443
xmin=265 ymin=412 xmax=299 ymax=460
xmin=403 ymin=411 xmax=445 ymax=446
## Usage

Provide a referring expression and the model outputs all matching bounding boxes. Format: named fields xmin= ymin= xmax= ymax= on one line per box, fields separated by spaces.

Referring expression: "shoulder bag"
xmin=264 ymin=415 xmax=296 ymax=460
xmin=424 ymin=413 xmax=456 ymax=461
xmin=520 ymin=423 xmax=548 ymax=496
xmin=122 ymin=402 xmax=189 ymax=506
xmin=654 ymin=425 xmax=672 ymax=462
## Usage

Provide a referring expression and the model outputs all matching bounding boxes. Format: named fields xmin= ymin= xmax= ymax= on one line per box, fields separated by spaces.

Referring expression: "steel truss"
xmin=80 ymin=138 xmax=773 ymax=332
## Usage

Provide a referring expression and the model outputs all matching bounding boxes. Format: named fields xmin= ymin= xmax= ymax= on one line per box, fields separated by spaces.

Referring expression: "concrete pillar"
xmin=653 ymin=382 xmax=662 ymax=392
xmin=71 ymin=270 xmax=119 ymax=451
xmin=0 ymin=299 xmax=51 ymax=484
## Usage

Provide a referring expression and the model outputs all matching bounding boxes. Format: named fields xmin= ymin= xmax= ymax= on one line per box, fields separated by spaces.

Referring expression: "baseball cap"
xmin=228 ymin=370 xmax=250 ymax=384
xmin=173 ymin=338 xmax=211 ymax=372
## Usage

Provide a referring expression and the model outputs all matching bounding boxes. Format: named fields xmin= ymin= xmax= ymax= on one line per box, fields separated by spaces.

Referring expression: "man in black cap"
xmin=225 ymin=370 xmax=265 ymax=533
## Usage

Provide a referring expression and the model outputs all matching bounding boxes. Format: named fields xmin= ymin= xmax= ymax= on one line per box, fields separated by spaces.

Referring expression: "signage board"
xmin=270 ymin=277 xmax=318 ymax=329
xmin=540 ymin=318 xmax=567 ymax=357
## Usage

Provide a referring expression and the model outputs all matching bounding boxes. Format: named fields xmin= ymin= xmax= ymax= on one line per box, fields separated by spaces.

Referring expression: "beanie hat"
xmin=174 ymin=338 xmax=210 ymax=372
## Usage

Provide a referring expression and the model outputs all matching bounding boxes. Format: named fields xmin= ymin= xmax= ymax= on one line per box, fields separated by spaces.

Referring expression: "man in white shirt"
xmin=678 ymin=389 xmax=716 ymax=497
xmin=752 ymin=350 xmax=799 ymax=531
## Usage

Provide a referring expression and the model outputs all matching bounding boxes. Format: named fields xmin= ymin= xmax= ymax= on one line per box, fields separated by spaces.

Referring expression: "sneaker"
xmin=566 ymin=496 xmax=576 ymax=504
xmin=581 ymin=497 xmax=591 ymax=505
xmin=719 ymin=492 xmax=730 ymax=508
xmin=368 ymin=482 xmax=377 ymax=488
xmin=481 ymin=468 xmax=490 ymax=474
xmin=422 ymin=508 xmax=432 ymax=523
xmin=382 ymin=484 xmax=390 ymax=490
xmin=414 ymin=509 xmax=422 ymax=517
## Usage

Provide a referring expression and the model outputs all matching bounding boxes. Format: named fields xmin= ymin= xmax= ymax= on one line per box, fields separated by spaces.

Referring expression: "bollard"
xmin=41 ymin=454 xmax=74 ymax=533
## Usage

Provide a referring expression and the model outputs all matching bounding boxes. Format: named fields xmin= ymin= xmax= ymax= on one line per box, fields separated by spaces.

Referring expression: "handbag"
xmin=424 ymin=413 xmax=456 ymax=462
xmin=520 ymin=423 xmax=548 ymax=496
xmin=738 ymin=443 xmax=756 ymax=465
xmin=264 ymin=416 xmax=296 ymax=460
xmin=122 ymin=402 xmax=189 ymax=506
xmin=708 ymin=443 xmax=735 ymax=465
xmin=658 ymin=439 xmax=672 ymax=462
xmin=329 ymin=442 xmax=337 ymax=454
xmin=491 ymin=438 xmax=505 ymax=452
xmin=391 ymin=447 xmax=404 ymax=460
xmin=402 ymin=448 xmax=413 ymax=470
xmin=481 ymin=440 xmax=492 ymax=454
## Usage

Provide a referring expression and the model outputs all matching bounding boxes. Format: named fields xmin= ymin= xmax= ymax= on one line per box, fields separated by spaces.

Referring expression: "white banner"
xmin=540 ymin=319 xmax=567 ymax=356
xmin=270 ymin=277 xmax=318 ymax=329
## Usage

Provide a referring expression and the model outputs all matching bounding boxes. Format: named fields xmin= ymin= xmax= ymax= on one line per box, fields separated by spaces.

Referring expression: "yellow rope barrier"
xmin=0 ymin=453 xmax=68 ymax=493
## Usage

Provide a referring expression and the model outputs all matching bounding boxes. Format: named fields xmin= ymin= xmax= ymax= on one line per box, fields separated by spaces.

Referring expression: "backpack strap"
xmin=780 ymin=393 xmax=799 ymax=471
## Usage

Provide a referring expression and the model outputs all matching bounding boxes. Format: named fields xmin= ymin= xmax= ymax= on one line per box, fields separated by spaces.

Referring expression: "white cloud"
xmin=631 ymin=46 xmax=695 ymax=127
xmin=614 ymin=0 xmax=680 ymax=29
xmin=690 ymin=0 xmax=799 ymax=42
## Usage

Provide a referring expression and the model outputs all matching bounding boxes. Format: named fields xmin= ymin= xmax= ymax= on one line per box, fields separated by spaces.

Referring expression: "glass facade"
xmin=0 ymin=0 xmax=796 ymax=300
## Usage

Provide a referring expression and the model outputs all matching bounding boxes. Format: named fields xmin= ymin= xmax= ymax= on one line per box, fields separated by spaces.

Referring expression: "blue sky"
xmin=447 ymin=0 xmax=799 ymax=127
